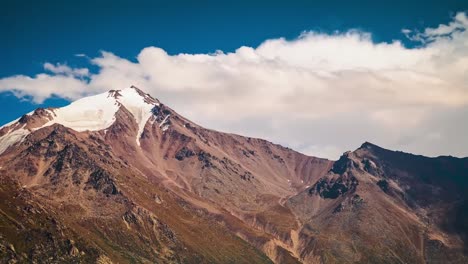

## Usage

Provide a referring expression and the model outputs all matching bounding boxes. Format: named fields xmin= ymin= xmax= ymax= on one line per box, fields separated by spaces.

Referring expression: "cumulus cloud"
xmin=1 ymin=12 xmax=468 ymax=159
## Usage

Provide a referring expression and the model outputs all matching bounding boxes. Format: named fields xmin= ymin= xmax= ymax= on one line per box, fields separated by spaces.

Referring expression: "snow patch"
xmin=41 ymin=92 xmax=120 ymax=132
xmin=0 ymin=126 xmax=29 ymax=155
xmin=118 ymin=88 xmax=157 ymax=146
xmin=159 ymin=114 xmax=171 ymax=132
xmin=38 ymin=87 xmax=158 ymax=145
xmin=159 ymin=114 xmax=170 ymax=128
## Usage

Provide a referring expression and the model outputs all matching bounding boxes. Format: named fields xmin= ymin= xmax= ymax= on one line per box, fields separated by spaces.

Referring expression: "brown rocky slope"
xmin=0 ymin=86 xmax=467 ymax=263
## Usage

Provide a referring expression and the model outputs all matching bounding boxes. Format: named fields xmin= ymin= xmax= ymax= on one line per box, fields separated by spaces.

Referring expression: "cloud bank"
xmin=1 ymin=13 xmax=468 ymax=159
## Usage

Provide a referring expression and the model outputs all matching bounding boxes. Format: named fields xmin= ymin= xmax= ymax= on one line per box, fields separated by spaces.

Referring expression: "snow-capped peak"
xmin=44 ymin=86 xmax=159 ymax=136
xmin=0 ymin=86 xmax=160 ymax=154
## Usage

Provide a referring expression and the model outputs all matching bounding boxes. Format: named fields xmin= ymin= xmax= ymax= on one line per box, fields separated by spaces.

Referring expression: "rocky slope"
xmin=288 ymin=142 xmax=468 ymax=263
xmin=0 ymin=86 xmax=467 ymax=263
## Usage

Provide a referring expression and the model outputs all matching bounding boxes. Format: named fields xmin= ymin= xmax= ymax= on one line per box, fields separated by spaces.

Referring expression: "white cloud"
xmin=1 ymin=12 xmax=468 ymax=159
xmin=44 ymin=63 xmax=89 ymax=77
xmin=0 ymin=73 xmax=89 ymax=103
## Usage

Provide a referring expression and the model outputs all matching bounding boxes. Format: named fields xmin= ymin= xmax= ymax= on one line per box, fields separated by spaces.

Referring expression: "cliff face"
xmin=0 ymin=87 xmax=467 ymax=263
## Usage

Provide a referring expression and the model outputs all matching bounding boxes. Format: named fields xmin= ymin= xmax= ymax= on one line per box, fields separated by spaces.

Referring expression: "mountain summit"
xmin=0 ymin=87 xmax=467 ymax=263
xmin=0 ymin=86 xmax=160 ymax=153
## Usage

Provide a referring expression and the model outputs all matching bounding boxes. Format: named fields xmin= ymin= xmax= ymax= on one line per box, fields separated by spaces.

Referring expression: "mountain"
xmin=0 ymin=86 xmax=467 ymax=263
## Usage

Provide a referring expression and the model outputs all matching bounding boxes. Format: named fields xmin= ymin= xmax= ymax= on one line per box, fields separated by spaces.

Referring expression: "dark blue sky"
xmin=1 ymin=0 xmax=467 ymax=125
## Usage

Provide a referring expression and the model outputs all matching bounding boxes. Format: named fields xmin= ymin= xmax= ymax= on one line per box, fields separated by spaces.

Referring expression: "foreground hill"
xmin=0 ymin=86 xmax=466 ymax=263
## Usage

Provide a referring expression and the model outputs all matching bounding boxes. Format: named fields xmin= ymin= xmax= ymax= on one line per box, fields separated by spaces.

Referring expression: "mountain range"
xmin=0 ymin=86 xmax=467 ymax=263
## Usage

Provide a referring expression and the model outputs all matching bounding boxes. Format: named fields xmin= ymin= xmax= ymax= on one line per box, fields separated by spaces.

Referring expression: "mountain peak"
xmin=129 ymin=84 xmax=143 ymax=91
xmin=0 ymin=86 xmax=164 ymax=154
xmin=358 ymin=141 xmax=378 ymax=150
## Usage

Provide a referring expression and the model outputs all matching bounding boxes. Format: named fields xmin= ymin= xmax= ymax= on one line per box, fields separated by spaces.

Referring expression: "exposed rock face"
xmin=0 ymin=87 xmax=467 ymax=263
xmin=174 ymin=146 xmax=195 ymax=161
xmin=330 ymin=151 xmax=357 ymax=174
xmin=376 ymin=179 xmax=390 ymax=192
xmin=310 ymin=175 xmax=359 ymax=199
xmin=86 ymin=169 xmax=119 ymax=195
